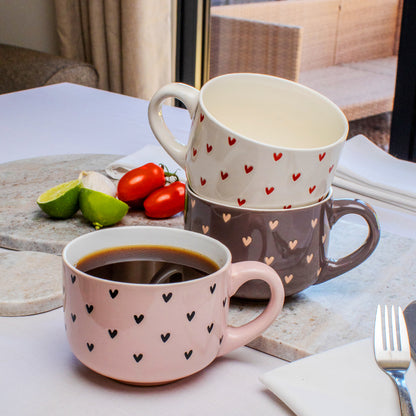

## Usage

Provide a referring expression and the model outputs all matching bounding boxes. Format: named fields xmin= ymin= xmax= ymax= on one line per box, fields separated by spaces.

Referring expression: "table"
xmin=0 ymin=83 xmax=414 ymax=416
xmin=0 ymin=84 xmax=292 ymax=416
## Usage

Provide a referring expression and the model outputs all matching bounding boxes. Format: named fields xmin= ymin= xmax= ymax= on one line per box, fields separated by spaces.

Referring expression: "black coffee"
xmin=76 ymin=245 xmax=219 ymax=284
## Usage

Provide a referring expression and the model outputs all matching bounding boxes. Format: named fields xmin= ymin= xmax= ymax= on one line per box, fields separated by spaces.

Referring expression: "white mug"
xmin=148 ymin=73 xmax=348 ymax=209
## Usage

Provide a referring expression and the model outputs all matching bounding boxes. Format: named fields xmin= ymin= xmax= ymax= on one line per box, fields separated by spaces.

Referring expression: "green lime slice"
xmin=79 ymin=188 xmax=129 ymax=230
xmin=37 ymin=179 xmax=81 ymax=219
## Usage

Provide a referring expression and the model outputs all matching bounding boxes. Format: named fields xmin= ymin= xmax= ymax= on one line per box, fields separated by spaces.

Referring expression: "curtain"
xmin=54 ymin=0 xmax=173 ymax=100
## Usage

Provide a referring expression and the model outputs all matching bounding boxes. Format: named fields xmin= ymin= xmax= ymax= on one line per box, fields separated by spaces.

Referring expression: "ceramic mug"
xmin=148 ymin=73 xmax=348 ymax=209
xmin=62 ymin=226 xmax=285 ymax=385
xmin=184 ymin=185 xmax=380 ymax=297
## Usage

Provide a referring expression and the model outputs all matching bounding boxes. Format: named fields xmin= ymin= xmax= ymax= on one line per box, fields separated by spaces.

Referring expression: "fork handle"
xmin=390 ymin=370 xmax=415 ymax=416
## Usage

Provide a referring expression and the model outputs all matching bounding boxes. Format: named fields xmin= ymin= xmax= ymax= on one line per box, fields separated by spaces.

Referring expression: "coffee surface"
xmin=76 ymin=245 xmax=219 ymax=284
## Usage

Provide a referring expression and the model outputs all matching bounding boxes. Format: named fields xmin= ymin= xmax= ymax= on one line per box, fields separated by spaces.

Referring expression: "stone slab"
xmin=0 ymin=251 xmax=62 ymax=316
xmin=2 ymin=154 xmax=414 ymax=359
xmin=0 ymin=155 xmax=183 ymax=255
xmin=229 ymin=223 xmax=416 ymax=361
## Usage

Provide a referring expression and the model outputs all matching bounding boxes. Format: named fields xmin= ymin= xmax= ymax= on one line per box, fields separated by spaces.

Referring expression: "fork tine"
xmin=391 ymin=305 xmax=398 ymax=351
xmin=375 ymin=304 xmax=383 ymax=351
xmin=384 ymin=305 xmax=391 ymax=351
xmin=398 ymin=306 xmax=410 ymax=353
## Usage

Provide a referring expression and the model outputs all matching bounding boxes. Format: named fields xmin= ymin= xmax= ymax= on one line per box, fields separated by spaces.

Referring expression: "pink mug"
xmin=62 ymin=226 xmax=285 ymax=385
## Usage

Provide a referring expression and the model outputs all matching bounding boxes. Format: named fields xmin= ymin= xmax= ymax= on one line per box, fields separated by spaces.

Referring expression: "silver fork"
xmin=374 ymin=304 xmax=415 ymax=416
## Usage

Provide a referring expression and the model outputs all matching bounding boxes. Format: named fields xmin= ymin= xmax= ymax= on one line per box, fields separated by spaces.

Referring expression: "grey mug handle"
xmin=317 ymin=198 xmax=380 ymax=283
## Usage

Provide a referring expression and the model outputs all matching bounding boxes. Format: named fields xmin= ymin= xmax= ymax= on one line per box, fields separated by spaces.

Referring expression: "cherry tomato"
xmin=117 ymin=163 xmax=165 ymax=207
xmin=144 ymin=181 xmax=186 ymax=219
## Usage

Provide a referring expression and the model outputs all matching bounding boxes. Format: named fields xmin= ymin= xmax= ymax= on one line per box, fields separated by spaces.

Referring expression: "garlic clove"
xmin=78 ymin=171 xmax=117 ymax=197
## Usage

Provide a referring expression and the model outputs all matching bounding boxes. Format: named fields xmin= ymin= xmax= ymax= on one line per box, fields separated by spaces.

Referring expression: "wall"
xmin=0 ymin=0 xmax=59 ymax=54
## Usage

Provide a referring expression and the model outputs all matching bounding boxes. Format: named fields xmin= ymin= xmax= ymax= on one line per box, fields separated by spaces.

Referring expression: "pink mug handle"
xmin=218 ymin=261 xmax=285 ymax=357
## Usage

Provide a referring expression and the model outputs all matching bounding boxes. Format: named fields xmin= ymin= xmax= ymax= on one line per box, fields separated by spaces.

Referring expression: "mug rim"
xmin=198 ymin=73 xmax=349 ymax=152
xmin=187 ymin=183 xmax=333 ymax=213
xmin=62 ymin=226 xmax=232 ymax=288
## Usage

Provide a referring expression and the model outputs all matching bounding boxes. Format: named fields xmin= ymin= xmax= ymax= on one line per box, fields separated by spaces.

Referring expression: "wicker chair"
xmin=210 ymin=0 xmax=401 ymax=121
xmin=0 ymin=44 xmax=98 ymax=94
xmin=210 ymin=15 xmax=303 ymax=82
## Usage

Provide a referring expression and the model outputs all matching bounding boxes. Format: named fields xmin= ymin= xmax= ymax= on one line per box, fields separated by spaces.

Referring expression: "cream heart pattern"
xmin=284 ymin=274 xmax=294 ymax=284
xmin=311 ymin=218 xmax=318 ymax=228
xmin=242 ymin=236 xmax=252 ymax=247
xmin=202 ymin=225 xmax=209 ymax=234
xmin=322 ymin=234 xmax=327 ymax=244
xmin=264 ymin=256 xmax=274 ymax=266
xmin=222 ymin=213 xmax=231 ymax=223
xmin=268 ymin=220 xmax=279 ymax=230
xmin=317 ymin=267 xmax=322 ymax=277
xmin=191 ymin=199 xmax=196 ymax=208
xmin=288 ymin=240 xmax=298 ymax=250
xmin=306 ymin=253 xmax=314 ymax=263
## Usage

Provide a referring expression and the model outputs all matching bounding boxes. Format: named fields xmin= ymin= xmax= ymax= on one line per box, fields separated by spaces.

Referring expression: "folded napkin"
xmin=260 ymin=338 xmax=416 ymax=416
xmin=105 ymin=145 xmax=185 ymax=181
xmin=334 ymin=135 xmax=416 ymax=212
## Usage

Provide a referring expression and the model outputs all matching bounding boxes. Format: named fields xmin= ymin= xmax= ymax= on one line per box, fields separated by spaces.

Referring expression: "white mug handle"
xmin=148 ymin=83 xmax=200 ymax=167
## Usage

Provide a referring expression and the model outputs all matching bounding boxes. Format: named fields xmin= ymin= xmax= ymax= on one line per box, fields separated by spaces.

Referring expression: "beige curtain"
xmin=54 ymin=0 xmax=173 ymax=100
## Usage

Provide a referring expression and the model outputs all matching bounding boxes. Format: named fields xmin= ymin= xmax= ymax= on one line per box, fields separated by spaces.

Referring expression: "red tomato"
xmin=144 ymin=182 xmax=186 ymax=219
xmin=117 ymin=163 xmax=165 ymax=207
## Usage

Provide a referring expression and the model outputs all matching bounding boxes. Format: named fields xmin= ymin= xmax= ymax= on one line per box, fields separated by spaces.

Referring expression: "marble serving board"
xmin=0 ymin=155 xmax=183 ymax=255
xmin=2 ymin=155 xmax=415 ymax=362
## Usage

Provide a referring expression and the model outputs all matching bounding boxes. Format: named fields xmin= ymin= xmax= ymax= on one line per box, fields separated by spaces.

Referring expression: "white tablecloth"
xmin=0 ymin=83 xmax=414 ymax=416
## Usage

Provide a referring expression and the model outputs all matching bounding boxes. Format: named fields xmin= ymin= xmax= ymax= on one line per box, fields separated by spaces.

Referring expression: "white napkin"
xmin=260 ymin=338 xmax=416 ymax=416
xmin=105 ymin=145 xmax=185 ymax=181
xmin=334 ymin=135 xmax=416 ymax=212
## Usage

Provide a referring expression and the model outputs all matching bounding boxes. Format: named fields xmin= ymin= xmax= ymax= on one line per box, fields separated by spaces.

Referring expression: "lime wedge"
xmin=79 ymin=188 xmax=129 ymax=230
xmin=37 ymin=179 xmax=81 ymax=219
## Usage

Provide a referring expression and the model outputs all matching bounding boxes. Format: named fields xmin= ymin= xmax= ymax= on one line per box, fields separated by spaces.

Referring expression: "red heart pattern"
xmin=188 ymin=135 xmax=337 ymax=207
xmin=220 ymin=171 xmax=228 ymax=180
xmin=244 ymin=165 xmax=253 ymax=174
xmin=273 ymin=152 xmax=283 ymax=161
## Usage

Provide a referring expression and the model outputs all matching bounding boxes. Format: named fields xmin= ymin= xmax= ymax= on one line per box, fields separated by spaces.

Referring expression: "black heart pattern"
xmin=71 ymin=313 xmax=76 ymax=322
xmin=187 ymin=311 xmax=195 ymax=321
xmin=210 ymin=284 xmax=216 ymax=294
xmin=86 ymin=304 xmax=94 ymax=314
xmin=71 ymin=275 xmax=76 ymax=284
xmin=108 ymin=329 xmax=118 ymax=339
xmin=134 ymin=314 xmax=144 ymax=324
xmin=133 ymin=353 xmax=143 ymax=363
xmin=219 ymin=335 xmax=224 ymax=345
xmin=184 ymin=350 xmax=193 ymax=360
xmin=87 ymin=343 xmax=94 ymax=352
xmin=162 ymin=292 xmax=172 ymax=303
xmin=161 ymin=333 xmax=171 ymax=343
xmin=207 ymin=323 xmax=214 ymax=333
xmin=223 ymin=298 xmax=227 ymax=307
xmin=109 ymin=289 xmax=119 ymax=299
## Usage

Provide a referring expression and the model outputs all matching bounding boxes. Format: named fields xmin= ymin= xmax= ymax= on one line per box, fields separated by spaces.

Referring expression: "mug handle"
xmin=218 ymin=261 xmax=285 ymax=357
xmin=148 ymin=83 xmax=200 ymax=167
xmin=317 ymin=198 xmax=380 ymax=284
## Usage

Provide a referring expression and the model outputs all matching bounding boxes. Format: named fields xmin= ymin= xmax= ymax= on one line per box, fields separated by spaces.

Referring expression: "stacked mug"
xmin=148 ymin=73 xmax=380 ymax=298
